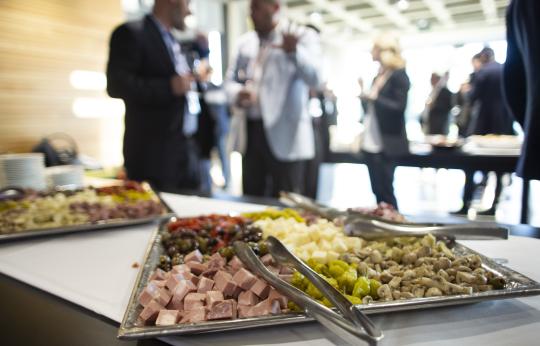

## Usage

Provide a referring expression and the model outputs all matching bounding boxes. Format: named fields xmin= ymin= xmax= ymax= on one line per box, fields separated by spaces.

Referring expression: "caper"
xmin=167 ymin=246 xmax=178 ymax=256
xmin=258 ymin=241 xmax=269 ymax=256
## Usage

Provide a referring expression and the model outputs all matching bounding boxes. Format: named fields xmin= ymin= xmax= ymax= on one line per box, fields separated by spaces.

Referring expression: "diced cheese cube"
xmin=333 ymin=238 xmax=348 ymax=253
xmin=311 ymin=250 xmax=327 ymax=263
xmin=326 ymin=251 xmax=340 ymax=262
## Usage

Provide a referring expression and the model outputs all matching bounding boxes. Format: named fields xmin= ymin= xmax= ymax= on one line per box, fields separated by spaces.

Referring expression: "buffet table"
xmin=1 ymin=193 xmax=539 ymax=346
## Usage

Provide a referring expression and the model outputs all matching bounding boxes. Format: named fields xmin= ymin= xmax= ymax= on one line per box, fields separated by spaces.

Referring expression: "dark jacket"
xmin=426 ymin=87 xmax=453 ymax=135
xmin=504 ymin=0 xmax=540 ymax=180
xmin=363 ymin=68 xmax=411 ymax=156
xmin=468 ymin=61 xmax=515 ymax=136
xmin=106 ymin=15 xmax=199 ymax=190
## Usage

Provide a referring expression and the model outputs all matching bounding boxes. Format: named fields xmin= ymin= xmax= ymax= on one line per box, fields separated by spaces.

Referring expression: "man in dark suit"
xmin=467 ymin=48 xmax=515 ymax=136
xmin=504 ymin=0 xmax=540 ymax=181
xmin=106 ymin=0 xmax=200 ymax=191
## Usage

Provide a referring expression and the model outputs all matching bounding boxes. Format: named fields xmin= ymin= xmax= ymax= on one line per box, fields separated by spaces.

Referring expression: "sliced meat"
xmin=180 ymin=306 xmax=206 ymax=323
xmin=187 ymin=262 xmax=208 ymax=276
xmin=139 ymin=300 xmax=164 ymax=324
xmin=207 ymin=299 xmax=238 ymax=320
xmin=156 ymin=309 xmax=180 ymax=326
xmin=201 ymin=268 xmax=218 ymax=278
xmin=232 ymin=268 xmax=257 ymax=290
xmin=149 ymin=280 xmax=166 ymax=288
xmin=250 ymin=278 xmax=271 ymax=299
xmin=237 ymin=304 xmax=251 ymax=319
xmin=228 ymin=256 xmax=244 ymax=271
xmin=184 ymin=249 xmax=203 ymax=263
xmin=237 ymin=290 xmax=259 ymax=306
xmin=197 ymin=277 xmax=215 ymax=294
xmin=184 ymin=292 xmax=207 ymax=311
xmin=268 ymin=289 xmax=288 ymax=309
xmin=205 ymin=290 xmax=224 ymax=307
xmin=169 ymin=280 xmax=197 ymax=310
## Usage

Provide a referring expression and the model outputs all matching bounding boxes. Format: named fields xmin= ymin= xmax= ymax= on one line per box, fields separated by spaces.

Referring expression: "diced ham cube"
xmin=197 ymin=277 xmax=215 ymax=294
xmin=149 ymin=268 xmax=167 ymax=281
xmin=184 ymin=249 xmax=203 ymax=263
xmin=169 ymin=280 xmax=197 ymax=310
xmin=237 ymin=305 xmax=251 ymax=319
xmin=165 ymin=272 xmax=195 ymax=290
xmin=238 ymin=290 xmax=259 ymax=306
xmin=206 ymin=290 xmax=224 ymax=307
xmin=207 ymin=253 xmax=226 ymax=269
xmin=232 ymin=268 xmax=257 ymax=290
xmin=214 ymin=270 xmax=233 ymax=291
xmin=190 ymin=274 xmax=200 ymax=286
xmin=187 ymin=262 xmax=208 ymax=275
xmin=222 ymin=280 xmax=239 ymax=298
xmin=207 ymin=300 xmax=237 ymax=320
xmin=266 ymin=266 xmax=280 ymax=275
xmin=250 ymin=278 xmax=271 ymax=299
xmin=268 ymin=289 xmax=288 ymax=309
xmin=241 ymin=299 xmax=281 ymax=318
xmin=279 ymin=266 xmax=294 ymax=275
xmin=260 ymin=254 xmax=275 ymax=266
xmin=139 ymin=300 xmax=163 ymax=323
xmin=228 ymin=256 xmax=244 ymax=271
xmin=180 ymin=306 xmax=206 ymax=323
xmin=253 ymin=299 xmax=281 ymax=316
xmin=279 ymin=274 xmax=293 ymax=283
xmin=149 ymin=280 xmax=166 ymax=288
xmin=171 ymin=264 xmax=191 ymax=274
xmin=139 ymin=282 xmax=171 ymax=307
xmin=184 ymin=293 xmax=207 ymax=311
xmin=156 ymin=310 xmax=180 ymax=326
xmin=201 ymin=268 xmax=218 ymax=278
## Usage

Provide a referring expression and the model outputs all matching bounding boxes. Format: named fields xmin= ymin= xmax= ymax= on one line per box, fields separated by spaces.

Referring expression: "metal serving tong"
xmin=280 ymin=191 xmax=508 ymax=240
xmin=234 ymin=237 xmax=383 ymax=345
xmin=344 ymin=218 xmax=508 ymax=240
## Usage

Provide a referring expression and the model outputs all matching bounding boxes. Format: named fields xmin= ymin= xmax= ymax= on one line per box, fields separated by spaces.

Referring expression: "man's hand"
xmin=236 ymin=86 xmax=256 ymax=108
xmin=273 ymin=22 xmax=305 ymax=54
xmin=171 ymin=74 xmax=192 ymax=96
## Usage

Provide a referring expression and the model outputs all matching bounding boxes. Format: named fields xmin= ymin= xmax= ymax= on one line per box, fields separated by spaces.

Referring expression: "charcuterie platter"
xmin=0 ymin=181 xmax=173 ymax=242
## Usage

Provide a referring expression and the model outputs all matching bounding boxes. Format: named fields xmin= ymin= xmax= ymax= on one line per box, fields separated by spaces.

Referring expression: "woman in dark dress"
xmin=359 ymin=33 xmax=410 ymax=209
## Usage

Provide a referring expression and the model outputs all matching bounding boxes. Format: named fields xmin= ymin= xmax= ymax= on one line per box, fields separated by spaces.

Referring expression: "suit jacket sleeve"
xmin=287 ymin=29 xmax=322 ymax=88
xmin=106 ymin=24 xmax=175 ymax=106
xmin=374 ymin=71 xmax=410 ymax=113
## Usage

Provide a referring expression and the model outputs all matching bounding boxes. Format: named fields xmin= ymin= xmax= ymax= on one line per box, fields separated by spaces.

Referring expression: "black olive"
xmin=167 ymin=246 xmax=178 ymax=256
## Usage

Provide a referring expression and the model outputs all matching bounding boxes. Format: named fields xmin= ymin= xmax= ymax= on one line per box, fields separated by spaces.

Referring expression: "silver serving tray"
xmin=0 ymin=187 xmax=174 ymax=243
xmin=118 ymin=218 xmax=540 ymax=340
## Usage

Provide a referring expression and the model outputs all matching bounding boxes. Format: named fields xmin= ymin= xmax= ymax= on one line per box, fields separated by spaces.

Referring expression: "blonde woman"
xmin=359 ymin=33 xmax=410 ymax=209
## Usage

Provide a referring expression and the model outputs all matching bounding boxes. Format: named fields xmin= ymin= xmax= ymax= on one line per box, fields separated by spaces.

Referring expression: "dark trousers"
xmin=363 ymin=151 xmax=398 ymax=209
xmin=243 ymin=120 xmax=305 ymax=198
xmin=462 ymin=170 xmax=505 ymax=210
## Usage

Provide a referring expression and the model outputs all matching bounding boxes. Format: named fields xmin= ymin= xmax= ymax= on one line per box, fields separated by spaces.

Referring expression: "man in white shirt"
xmin=225 ymin=0 xmax=322 ymax=197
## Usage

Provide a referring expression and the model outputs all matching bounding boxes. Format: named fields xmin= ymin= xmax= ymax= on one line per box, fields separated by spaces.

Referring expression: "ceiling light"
xmin=396 ymin=0 xmax=410 ymax=11
xmin=416 ymin=18 xmax=431 ymax=31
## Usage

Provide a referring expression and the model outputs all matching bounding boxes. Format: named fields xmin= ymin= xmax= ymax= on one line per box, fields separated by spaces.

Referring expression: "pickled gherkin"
xmin=369 ymin=279 xmax=382 ymax=298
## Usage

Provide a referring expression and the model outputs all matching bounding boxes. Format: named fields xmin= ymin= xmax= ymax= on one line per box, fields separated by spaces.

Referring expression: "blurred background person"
xmin=225 ymin=0 xmax=322 ymax=197
xmin=359 ymin=33 xmax=410 ymax=209
xmin=106 ymin=0 xmax=200 ymax=191
xmin=504 ymin=0 xmax=540 ymax=181
xmin=421 ymin=72 xmax=453 ymax=136
xmin=454 ymin=54 xmax=484 ymax=137
xmin=457 ymin=47 xmax=516 ymax=215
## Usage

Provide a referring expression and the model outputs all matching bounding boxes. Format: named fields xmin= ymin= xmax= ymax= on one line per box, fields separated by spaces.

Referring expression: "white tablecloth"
xmin=0 ymin=193 xmax=539 ymax=346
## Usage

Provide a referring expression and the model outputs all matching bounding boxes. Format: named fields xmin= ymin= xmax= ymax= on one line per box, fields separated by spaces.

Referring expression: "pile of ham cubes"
xmin=138 ymin=249 xmax=294 ymax=325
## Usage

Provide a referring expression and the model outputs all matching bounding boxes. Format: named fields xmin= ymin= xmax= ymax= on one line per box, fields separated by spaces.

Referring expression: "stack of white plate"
xmin=45 ymin=165 xmax=84 ymax=189
xmin=0 ymin=153 xmax=47 ymax=190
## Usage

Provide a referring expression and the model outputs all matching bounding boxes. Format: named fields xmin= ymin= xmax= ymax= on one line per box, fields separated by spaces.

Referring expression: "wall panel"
xmin=0 ymin=0 xmax=123 ymax=166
